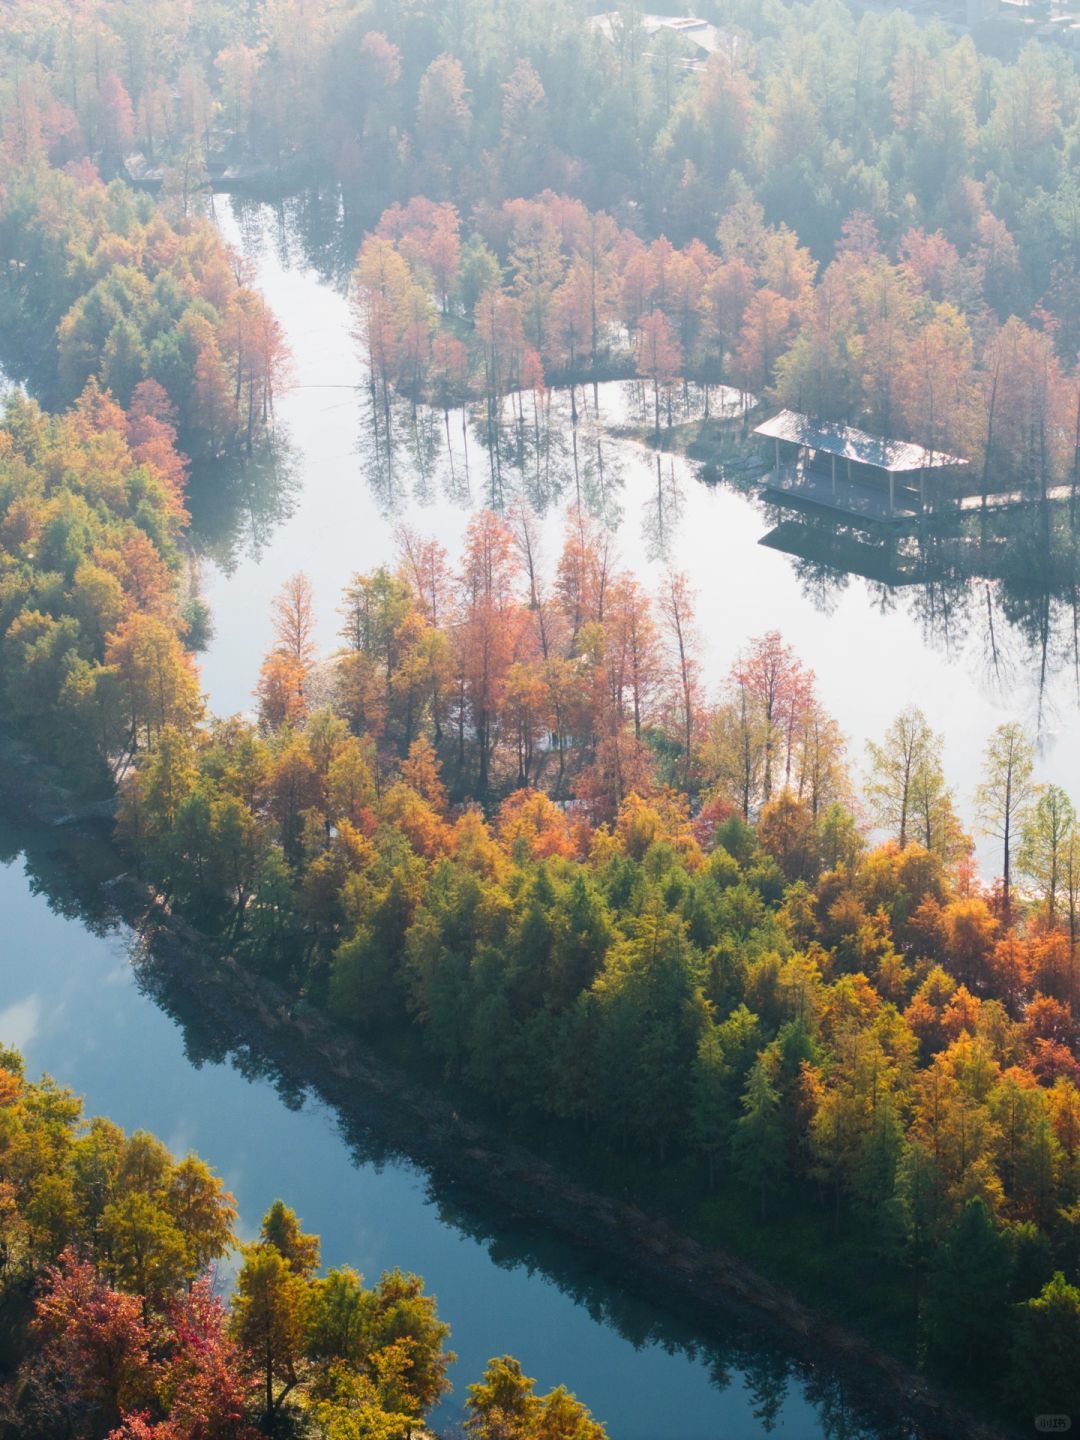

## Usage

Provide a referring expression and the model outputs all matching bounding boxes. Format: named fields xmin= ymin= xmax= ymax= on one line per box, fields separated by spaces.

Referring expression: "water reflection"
xmin=223 ymin=188 xmax=369 ymax=292
xmin=755 ymin=499 xmax=1080 ymax=743
xmin=201 ymin=189 xmax=1080 ymax=814
xmin=186 ymin=432 xmax=302 ymax=574
xmin=0 ymin=816 xmax=122 ymax=935
xmin=355 ymin=385 xmax=630 ymax=535
xmin=183 ymin=250 xmax=1080 ymax=776
xmin=2 ymin=806 xmax=922 ymax=1440
xmin=643 ymin=453 xmax=685 ymax=563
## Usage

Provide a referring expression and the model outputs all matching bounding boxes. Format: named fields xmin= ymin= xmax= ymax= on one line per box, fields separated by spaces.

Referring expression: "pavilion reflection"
xmin=755 ymin=497 xmax=1080 ymax=737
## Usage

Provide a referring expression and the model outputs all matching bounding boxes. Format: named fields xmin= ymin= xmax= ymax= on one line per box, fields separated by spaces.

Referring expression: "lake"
xmin=196 ymin=195 xmax=1080 ymax=836
xmin=6 ymin=187 xmax=1079 ymax=1439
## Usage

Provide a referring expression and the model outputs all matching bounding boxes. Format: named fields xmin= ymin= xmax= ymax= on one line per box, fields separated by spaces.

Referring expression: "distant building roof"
xmin=587 ymin=12 xmax=726 ymax=56
xmin=753 ymin=409 xmax=967 ymax=473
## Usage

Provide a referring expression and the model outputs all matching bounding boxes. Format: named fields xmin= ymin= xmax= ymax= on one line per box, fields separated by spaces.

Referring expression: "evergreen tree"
xmin=732 ymin=1055 xmax=786 ymax=1217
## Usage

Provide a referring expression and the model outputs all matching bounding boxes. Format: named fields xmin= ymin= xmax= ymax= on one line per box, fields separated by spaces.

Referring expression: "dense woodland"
xmin=0 ymin=386 xmax=202 ymax=779
xmin=4 ymin=0 xmax=1080 ymax=265
xmin=0 ymin=1046 xmax=605 ymax=1439
xmin=0 ymin=167 xmax=287 ymax=457
xmin=22 ymin=377 xmax=1080 ymax=1421
xmin=7 ymin=0 xmax=1080 ymax=481
xmin=103 ymin=515 xmax=1080 ymax=1422
xmin=9 ymin=0 xmax=1080 ymax=1432
xmin=353 ymin=187 xmax=1080 ymax=497
xmin=8 ymin=0 xmax=1080 ymax=470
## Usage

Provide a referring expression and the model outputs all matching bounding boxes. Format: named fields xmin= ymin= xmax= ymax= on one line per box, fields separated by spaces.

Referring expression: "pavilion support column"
xmin=920 ymin=467 xmax=925 ymax=514
xmin=774 ymin=437 xmax=780 ymax=474
xmin=889 ymin=472 xmax=895 ymax=514
xmin=831 ymin=453 xmax=837 ymax=497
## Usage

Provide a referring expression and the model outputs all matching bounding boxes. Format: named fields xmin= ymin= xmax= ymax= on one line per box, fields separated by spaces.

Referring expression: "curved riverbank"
xmin=0 ymin=732 xmax=1018 ymax=1440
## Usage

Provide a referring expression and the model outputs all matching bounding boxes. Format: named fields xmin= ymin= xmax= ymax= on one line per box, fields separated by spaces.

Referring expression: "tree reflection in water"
xmin=757 ymin=497 xmax=1080 ymax=746
xmin=357 ymin=383 xmax=627 ymax=533
xmin=348 ymin=351 xmax=1080 ymax=759
xmin=0 ymin=806 xmax=926 ymax=1440
xmin=226 ymin=188 xmax=372 ymax=293
xmin=185 ymin=431 xmax=302 ymax=574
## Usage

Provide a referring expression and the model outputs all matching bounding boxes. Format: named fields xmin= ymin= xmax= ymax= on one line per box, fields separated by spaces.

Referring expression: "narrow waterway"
xmin=1 ymin=812 xmax=911 ymax=1439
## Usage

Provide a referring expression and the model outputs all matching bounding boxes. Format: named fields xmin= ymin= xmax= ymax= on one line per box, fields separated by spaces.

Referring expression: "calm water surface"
xmin=197 ymin=197 xmax=1080 ymax=823
xmin=6 ymin=191 xmax=1080 ymax=1438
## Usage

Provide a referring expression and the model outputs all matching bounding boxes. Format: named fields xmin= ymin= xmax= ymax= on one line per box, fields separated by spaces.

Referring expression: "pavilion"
xmin=753 ymin=409 xmax=968 ymax=522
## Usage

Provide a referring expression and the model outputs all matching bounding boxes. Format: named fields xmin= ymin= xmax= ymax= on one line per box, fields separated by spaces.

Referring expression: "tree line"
xmin=0 ymin=1045 xmax=606 ymax=1439
xmin=3 ymin=0 xmax=1080 ymax=283
xmin=352 ymin=186 xmax=1080 ymax=498
xmin=7 ymin=0 xmax=1080 ymax=492
xmin=0 ymin=166 xmax=287 ymax=458
xmin=97 ymin=506 xmax=1080 ymax=1425
xmin=7 ymin=0 xmax=1080 ymax=377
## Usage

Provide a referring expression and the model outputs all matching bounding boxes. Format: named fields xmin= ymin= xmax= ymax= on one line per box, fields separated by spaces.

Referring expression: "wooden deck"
xmin=760 ymin=463 xmax=1079 ymax=523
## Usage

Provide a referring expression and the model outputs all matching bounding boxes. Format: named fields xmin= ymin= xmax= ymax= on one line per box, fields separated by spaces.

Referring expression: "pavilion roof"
xmin=754 ymin=409 xmax=967 ymax=473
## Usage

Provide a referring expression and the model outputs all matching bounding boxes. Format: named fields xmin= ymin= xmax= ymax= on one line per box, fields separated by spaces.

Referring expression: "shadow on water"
xmin=0 ymin=815 xmax=122 ymax=937
xmin=0 ymin=805 xmax=924 ymax=1440
xmin=185 ymin=431 xmax=303 ymax=574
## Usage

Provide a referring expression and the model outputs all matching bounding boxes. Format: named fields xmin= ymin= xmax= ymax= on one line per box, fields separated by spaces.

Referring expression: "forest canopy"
xmin=7 ymin=0 xmax=1080 ymax=1432
xmin=0 ymin=166 xmax=287 ymax=457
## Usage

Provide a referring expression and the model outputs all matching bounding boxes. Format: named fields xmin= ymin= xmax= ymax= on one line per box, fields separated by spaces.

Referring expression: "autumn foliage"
xmin=0 ymin=1049 xmax=605 ymax=1440
xmin=10 ymin=0 xmax=1080 ymax=1424
xmin=0 ymin=167 xmax=287 ymax=459
xmin=0 ymin=384 xmax=199 ymax=778
xmin=87 ymin=501 xmax=1080 ymax=1422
